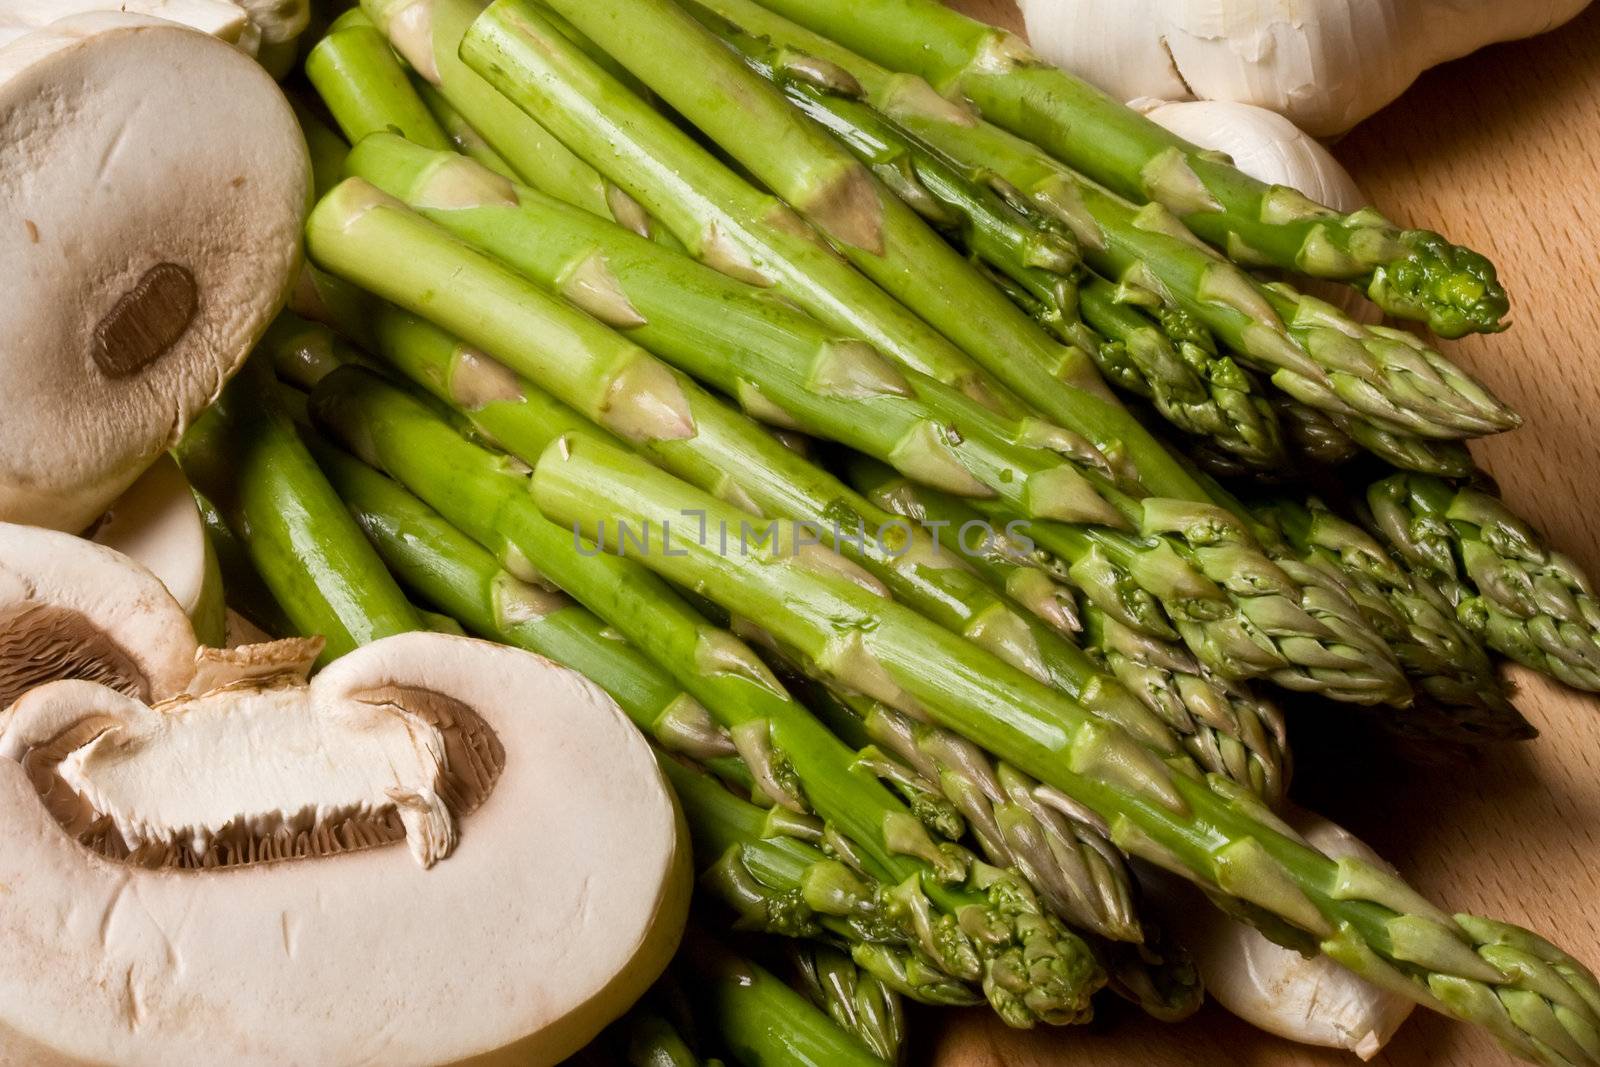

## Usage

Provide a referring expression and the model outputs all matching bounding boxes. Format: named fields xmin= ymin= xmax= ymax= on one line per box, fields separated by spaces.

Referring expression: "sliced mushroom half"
xmin=0 ymin=630 xmax=689 ymax=1065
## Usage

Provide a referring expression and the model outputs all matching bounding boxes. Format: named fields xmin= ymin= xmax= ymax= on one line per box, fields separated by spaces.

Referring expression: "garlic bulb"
xmin=1141 ymin=807 xmax=1415 ymax=1058
xmin=1019 ymin=0 xmax=1593 ymax=137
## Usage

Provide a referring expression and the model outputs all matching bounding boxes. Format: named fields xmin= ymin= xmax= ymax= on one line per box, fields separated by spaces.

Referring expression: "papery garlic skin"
xmin=1020 ymin=0 xmax=1593 ymax=137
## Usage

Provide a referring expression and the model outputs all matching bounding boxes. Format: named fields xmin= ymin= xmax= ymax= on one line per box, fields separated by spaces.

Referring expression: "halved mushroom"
xmin=0 ymin=12 xmax=309 ymax=532
xmin=0 ymin=630 xmax=689 ymax=1065
xmin=0 ymin=522 xmax=202 ymax=712
xmin=88 ymin=455 xmax=226 ymax=646
xmin=0 ymin=0 xmax=260 ymax=53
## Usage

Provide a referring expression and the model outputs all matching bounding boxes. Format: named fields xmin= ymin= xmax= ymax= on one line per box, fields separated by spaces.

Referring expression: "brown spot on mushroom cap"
xmin=23 ymin=220 xmax=38 ymax=243
xmin=90 ymin=262 xmax=198 ymax=379
xmin=0 ymin=603 xmax=147 ymax=710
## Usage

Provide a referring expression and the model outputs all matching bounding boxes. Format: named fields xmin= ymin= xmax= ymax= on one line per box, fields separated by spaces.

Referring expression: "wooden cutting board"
xmin=930 ymin=3 xmax=1600 ymax=1065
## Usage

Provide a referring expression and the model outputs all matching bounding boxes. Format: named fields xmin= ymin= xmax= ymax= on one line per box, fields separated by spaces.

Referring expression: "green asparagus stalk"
xmin=305 ymin=11 xmax=452 ymax=150
xmin=743 ymin=0 xmax=1509 ymax=339
xmin=314 ymin=429 xmax=982 ymax=1013
xmin=311 ymin=435 xmax=752 ymax=770
xmin=798 ymin=676 xmax=1144 ymax=944
xmin=683 ymin=0 xmax=1517 ymax=449
xmin=784 ymin=942 xmax=907 ymax=1064
xmin=1367 ymin=474 xmax=1600 ymax=693
xmin=684 ymin=932 xmax=891 ymax=1067
xmin=1077 ymin=276 xmax=1283 ymax=471
xmin=410 ymin=76 xmax=519 ymax=180
xmin=194 ymin=491 xmax=295 ymax=640
xmin=172 ymin=357 xmax=421 ymax=663
xmin=500 ymin=0 xmax=1119 ymax=430
xmin=309 ymin=365 xmax=1107 ymax=1026
xmin=451 ymin=0 xmax=1028 ymax=417
xmin=358 ymin=0 xmax=667 ymax=240
xmin=692 ymin=13 xmax=1282 ymax=476
xmin=661 ymin=755 xmax=980 ymax=1008
xmin=344 ymin=134 xmax=1116 ymax=522
xmin=850 ymin=458 xmax=1290 ymax=801
xmin=534 ymin=430 xmax=1600 ymax=1067
xmin=794 ymin=676 xmax=1206 ymax=1022
xmin=305 ymin=179 xmax=1217 ymax=767
xmin=1253 ymin=497 xmax=1533 ymax=743
xmin=605 ymin=1003 xmax=709 ymax=1067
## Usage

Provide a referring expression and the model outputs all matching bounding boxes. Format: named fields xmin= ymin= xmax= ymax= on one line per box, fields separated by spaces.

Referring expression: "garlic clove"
xmin=1142 ymin=806 xmax=1415 ymax=1058
xmin=1133 ymin=98 xmax=1366 ymax=214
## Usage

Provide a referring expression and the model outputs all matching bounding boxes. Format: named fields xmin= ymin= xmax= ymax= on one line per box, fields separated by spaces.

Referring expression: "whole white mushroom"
xmin=0 ymin=12 xmax=308 ymax=532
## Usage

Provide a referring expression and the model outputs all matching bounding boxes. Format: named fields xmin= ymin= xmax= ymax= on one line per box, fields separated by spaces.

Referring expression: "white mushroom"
xmin=0 ymin=0 xmax=260 ymax=53
xmin=1141 ymin=806 xmax=1415 ymax=1058
xmin=0 ymin=12 xmax=309 ymax=533
xmin=1018 ymin=0 xmax=1592 ymax=137
xmin=0 ymin=631 xmax=689 ymax=1065
xmin=0 ymin=520 xmax=306 ymax=711
xmin=0 ymin=522 xmax=201 ymax=711
xmin=88 ymin=455 xmax=226 ymax=645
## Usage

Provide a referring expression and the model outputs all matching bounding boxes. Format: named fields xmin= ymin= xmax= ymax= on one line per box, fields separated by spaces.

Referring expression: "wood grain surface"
xmin=927 ymin=3 xmax=1600 ymax=1065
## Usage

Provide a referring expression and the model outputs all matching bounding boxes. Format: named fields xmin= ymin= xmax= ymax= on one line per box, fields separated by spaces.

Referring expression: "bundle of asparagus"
xmin=165 ymin=0 xmax=1600 ymax=1061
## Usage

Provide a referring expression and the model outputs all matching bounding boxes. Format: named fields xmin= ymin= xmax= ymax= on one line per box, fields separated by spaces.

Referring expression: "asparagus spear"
xmin=742 ymin=0 xmax=1509 ymax=339
xmin=410 ymin=76 xmax=519 ymax=180
xmin=691 ymin=12 xmax=1282 ymax=475
xmin=492 ymin=0 xmax=1117 ymax=426
xmin=850 ymin=457 xmax=1290 ymax=801
xmin=682 ymin=0 xmax=1517 ymax=449
xmin=305 ymin=10 xmax=452 ymax=150
xmin=1076 ymin=277 xmax=1283 ymax=472
xmin=309 ymin=365 xmax=1106 ymax=1026
xmin=316 ymin=431 xmax=984 ymax=1013
xmin=685 ymin=932 xmax=891 ymax=1067
xmin=794 ymin=678 xmax=1206 ymax=1020
xmin=357 ymin=0 xmax=666 ymax=240
xmin=662 ymin=755 xmax=980 ymax=1008
xmin=1367 ymin=474 xmax=1600 ymax=693
xmin=304 ymin=179 xmax=1223 ymax=767
xmin=1253 ymin=497 xmax=1534 ymax=743
xmin=312 ymin=435 xmax=748 ymax=768
xmin=172 ymin=357 xmax=421 ymax=663
xmin=784 ymin=942 xmax=907 ymax=1064
xmin=535 ymin=430 xmax=1600 ymax=1067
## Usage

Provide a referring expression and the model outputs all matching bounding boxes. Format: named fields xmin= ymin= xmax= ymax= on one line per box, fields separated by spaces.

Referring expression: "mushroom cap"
xmin=89 ymin=455 xmax=217 ymax=626
xmin=0 ymin=522 xmax=200 ymax=711
xmin=0 ymin=631 xmax=689 ymax=1066
xmin=0 ymin=13 xmax=309 ymax=532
